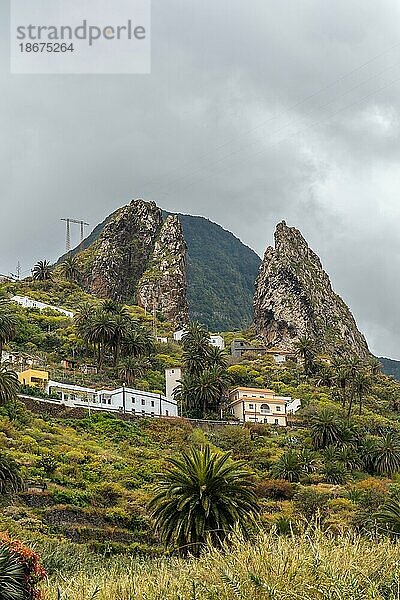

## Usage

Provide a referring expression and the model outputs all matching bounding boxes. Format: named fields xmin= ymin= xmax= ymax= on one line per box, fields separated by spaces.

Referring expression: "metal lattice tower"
xmin=61 ymin=218 xmax=89 ymax=253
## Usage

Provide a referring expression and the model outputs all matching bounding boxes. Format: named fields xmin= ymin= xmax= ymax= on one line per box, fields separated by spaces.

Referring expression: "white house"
xmin=287 ymin=398 xmax=301 ymax=414
xmin=12 ymin=295 xmax=74 ymax=319
xmin=173 ymin=329 xmax=186 ymax=342
xmin=173 ymin=330 xmax=225 ymax=350
xmin=209 ymin=335 xmax=225 ymax=350
xmin=46 ymin=380 xmax=177 ymax=417
xmin=229 ymin=386 xmax=291 ymax=426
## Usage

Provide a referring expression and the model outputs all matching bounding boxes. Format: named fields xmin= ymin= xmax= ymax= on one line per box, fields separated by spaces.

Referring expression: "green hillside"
xmin=169 ymin=212 xmax=261 ymax=330
xmin=379 ymin=356 xmax=400 ymax=381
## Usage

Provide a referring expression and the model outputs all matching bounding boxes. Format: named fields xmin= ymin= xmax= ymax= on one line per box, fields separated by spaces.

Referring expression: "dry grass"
xmin=42 ymin=530 xmax=400 ymax=599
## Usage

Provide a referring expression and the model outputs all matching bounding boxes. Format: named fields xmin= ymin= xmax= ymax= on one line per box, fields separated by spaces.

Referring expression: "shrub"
xmin=255 ymin=479 xmax=295 ymax=500
xmin=294 ymin=487 xmax=329 ymax=521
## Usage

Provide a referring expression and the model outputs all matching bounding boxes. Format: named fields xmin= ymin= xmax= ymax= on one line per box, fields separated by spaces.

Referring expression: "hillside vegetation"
xmin=2 ymin=276 xmax=400 ymax=597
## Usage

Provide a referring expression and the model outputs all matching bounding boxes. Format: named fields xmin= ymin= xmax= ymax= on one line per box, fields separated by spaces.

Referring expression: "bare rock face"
xmin=254 ymin=221 xmax=370 ymax=358
xmin=137 ymin=215 xmax=189 ymax=327
xmin=80 ymin=199 xmax=188 ymax=325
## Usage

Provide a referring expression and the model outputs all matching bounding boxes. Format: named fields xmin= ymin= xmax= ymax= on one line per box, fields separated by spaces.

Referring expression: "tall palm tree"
xmin=182 ymin=322 xmax=212 ymax=376
xmin=60 ymin=255 xmax=81 ymax=283
xmin=332 ymin=358 xmax=349 ymax=408
xmin=206 ymin=346 xmax=227 ymax=369
xmin=174 ymin=366 xmax=228 ymax=418
xmin=0 ymin=367 xmax=19 ymax=405
xmin=295 ymin=336 xmax=315 ymax=375
xmin=345 ymin=356 xmax=363 ymax=418
xmin=111 ymin=314 xmax=129 ymax=366
xmin=149 ymin=446 xmax=258 ymax=556
xmin=0 ymin=304 xmax=18 ymax=362
xmin=118 ymin=356 xmax=151 ymax=386
xmin=352 ymin=370 xmax=371 ymax=416
xmin=32 ymin=260 xmax=52 ymax=281
xmin=86 ymin=310 xmax=115 ymax=368
xmin=373 ymin=432 xmax=400 ymax=476
xmin=123 ymin=327 xmax=154 ymax=357
xmin=310 ymin=409 xmax=344 ymax=450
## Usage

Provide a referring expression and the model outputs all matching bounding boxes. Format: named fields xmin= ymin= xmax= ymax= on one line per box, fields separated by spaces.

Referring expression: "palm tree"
xmin=352 ymin=370 xmax=371 ymax=416
xmin=86 ymin=310 xmax=115 ymax=368
xmin=206 ymin=346 xmax=227 ymax=369
xmin=271 ymin=451 xmax=303 ymax=482
xmin=182 ymin=322 xmax=212 ymax=376
xmin=375 ymin=497 xmax=400 ymax=536
xmin=345 ymin=356 xmax=363 ymax=418
xmin=149 ymin=446 xmax=258 ymax=556
xmin=332 ymin=359 xmax=350 ymax=409
xmin=0 ymin=304 xmax=18 ymax=362
xmin=0 ymin=454 xmax=23 ymax=495
xmin=310 ymin=409 xmax=344 ymax=450
xmin=322 ymin=461 xmax=347 ymax=484
xmin=32 ymin=260 xmax=52 ymax=281
xmin=373 ymin=432 xmax=400 ymax=476
xmin=0 ymin=543 xmax=25 ymax=598
xmin=111 ymin=314 xmax=129 ymax=365
xmin=174 ymin=366 xmax=228 ymax=418
xmin=0 ymin=367 xmax=19 ymax=405
xmin=123 ymin=327 xmax=154 ymax=358
xmin=295 ymin=336 xmax=315 ymax=375
xmin=118 ymin=356 xmax=151 ymax=386
xmin=60 ymin=255 xmax=81 ymax=283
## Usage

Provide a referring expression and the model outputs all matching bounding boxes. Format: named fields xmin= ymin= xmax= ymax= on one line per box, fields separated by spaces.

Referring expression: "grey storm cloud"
xmin=1 ymin=0 xmax=400 ymax=357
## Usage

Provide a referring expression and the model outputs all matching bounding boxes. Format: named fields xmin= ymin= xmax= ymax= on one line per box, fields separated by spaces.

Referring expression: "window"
xmin=141 ymin=399 xmax=145 ymax=406
xmin=274 ymin=419 xmax=279 ymax=425
xmin=142 ymin=410 xmax=145 ymax=416
xmin=108 ymin=398 xmax=111 ymax=404
xmin=131 ymin=397 xmax=135 ymax=403
xmin=260 ymin=404 xmax=270 ymax=414
xmin=151 ymin=412 xmax=155 ymax=417
xmin=276 ymin=406 xmax=281 ymax=412
xmin=249 ymin=403 xmax=254 ymax=410
xmin=151 ymin=400 xmax=155 ymax=407
xmin=166 ymin=410 xmax=169 ymax=416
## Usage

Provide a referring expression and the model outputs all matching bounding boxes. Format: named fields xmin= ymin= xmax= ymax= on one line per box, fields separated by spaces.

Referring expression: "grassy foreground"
xmin=41 ymin=531 xmax=400 ymax=599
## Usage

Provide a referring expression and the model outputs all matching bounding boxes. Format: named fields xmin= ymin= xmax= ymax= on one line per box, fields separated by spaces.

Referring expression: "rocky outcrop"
xmin=79 ymin=199 xmax=188 ymax=325
xmin=137 ymin=215 xmax=188 ymax=327
xmin=254 ymin=221 xmax=370 ymax=359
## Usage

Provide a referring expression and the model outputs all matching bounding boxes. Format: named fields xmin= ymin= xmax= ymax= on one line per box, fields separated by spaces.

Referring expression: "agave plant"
xmin=0 ymin=543 xmax=25 ymax=600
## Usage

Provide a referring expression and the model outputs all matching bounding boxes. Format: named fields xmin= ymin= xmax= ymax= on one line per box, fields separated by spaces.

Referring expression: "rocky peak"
xmin=88 ymin=199 xmax=163 ymax=302
xmin=254 ymin=221 xmax=370 ymax=359
xmin=79 ymin=198 xmax=188 ymax=325
xmin=137 ymin=215 xmax=189 ymax=327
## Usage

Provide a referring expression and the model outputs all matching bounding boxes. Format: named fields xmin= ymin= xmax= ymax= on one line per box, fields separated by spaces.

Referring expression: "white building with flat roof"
xmin=12 ymin=296 xmax=74 ymax=318
xmin=46 ymin=380 xmax=177 ymax=417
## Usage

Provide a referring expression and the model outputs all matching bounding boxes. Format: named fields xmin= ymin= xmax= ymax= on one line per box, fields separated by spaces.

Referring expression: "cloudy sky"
xmin=1 ymin=1 xmax=400 ymax=357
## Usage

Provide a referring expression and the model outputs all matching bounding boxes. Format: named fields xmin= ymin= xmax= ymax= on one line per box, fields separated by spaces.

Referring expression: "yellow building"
xmin=18 ymin=369 xmax=49 ymax=389
xmin=229 ymin=386 xmax=290 ymax=426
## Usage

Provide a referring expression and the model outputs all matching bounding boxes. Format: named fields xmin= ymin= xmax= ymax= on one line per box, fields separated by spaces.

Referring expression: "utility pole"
xmin=61 ymin=218 xmax=89 ymax=253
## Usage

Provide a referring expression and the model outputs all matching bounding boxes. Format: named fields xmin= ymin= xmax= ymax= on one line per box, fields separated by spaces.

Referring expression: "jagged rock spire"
xmin=254 ymin=221 xmax=370 ymax=358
